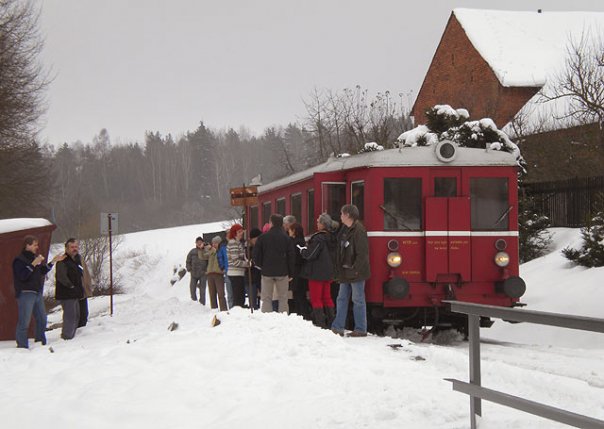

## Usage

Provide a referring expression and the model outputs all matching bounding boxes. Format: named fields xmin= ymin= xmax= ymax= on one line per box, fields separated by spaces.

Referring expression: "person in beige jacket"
xmin=78 ymin=257 xmax=92 ymax=327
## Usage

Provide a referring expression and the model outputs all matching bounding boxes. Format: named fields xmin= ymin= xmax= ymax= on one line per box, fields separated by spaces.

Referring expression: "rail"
xmin=443 ymin=300 xmax=604 ymax=429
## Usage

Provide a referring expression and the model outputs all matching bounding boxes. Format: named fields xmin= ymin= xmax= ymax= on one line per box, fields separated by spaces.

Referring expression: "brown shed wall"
xmin=412 ymin=14 xmax=539 ymax=128
xmin=0 ymin=223 xmax=56 ymax=341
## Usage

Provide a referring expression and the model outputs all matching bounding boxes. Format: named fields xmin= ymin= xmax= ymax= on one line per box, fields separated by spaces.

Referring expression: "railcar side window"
xmin=383 ymin=178 xmax=422 ymax=230
xmin=250 ymin=206 xmax=258 ymax=229
xmin=307 ymin=189 xmax=315 ymax=233
xmin=290 ymin=193 xmax=302 ymax=225
xmin=276 ymin=198 xmax=286 ymax=215
xmin=262 ymin=202 xmax=272 ymax=225
xmin=351 ymin=181 xmax=365 ymax=221
xmin=322 ymin=183 xmax=346 ymax=220
xmin=434 ymin=177 xmax=457 ymax=197
xmin=470 ymin=178 xmax=509 ymax=231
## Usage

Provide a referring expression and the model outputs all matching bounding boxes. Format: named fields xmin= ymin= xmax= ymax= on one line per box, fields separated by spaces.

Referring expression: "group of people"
xmin=185 ymin=204 xmax=370 ymax=337
xmin=12 ymin=236 xmax=92 ymax=348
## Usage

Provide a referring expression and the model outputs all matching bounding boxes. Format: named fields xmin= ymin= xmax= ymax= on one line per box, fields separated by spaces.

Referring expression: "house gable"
xmin=412 ymin=13 xmax=538 ymax=128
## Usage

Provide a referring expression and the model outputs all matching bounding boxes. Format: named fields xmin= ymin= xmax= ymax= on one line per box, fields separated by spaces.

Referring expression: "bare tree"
xmin=543 ymin=30 xmax=604 ymax=146
xmin=0 ymin=0 xmax=51 ymax=217
xmin=0 ymin=0 xmax=49 ymax=144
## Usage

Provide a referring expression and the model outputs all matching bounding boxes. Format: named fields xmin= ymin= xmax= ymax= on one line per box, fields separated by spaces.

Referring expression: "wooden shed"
xmin=0 ymin=219 xmax=56 ymax=341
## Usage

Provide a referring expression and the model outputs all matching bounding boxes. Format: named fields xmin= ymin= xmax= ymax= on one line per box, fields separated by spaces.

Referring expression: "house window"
xmin=470 ymin=178 xmax=509 ymax=231
xmin=383 ymin=178 xmax=422 ymax=230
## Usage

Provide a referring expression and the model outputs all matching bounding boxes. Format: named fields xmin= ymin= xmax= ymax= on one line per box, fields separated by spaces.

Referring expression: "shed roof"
xmin=0 ymin=218 xmax=53 ymax=235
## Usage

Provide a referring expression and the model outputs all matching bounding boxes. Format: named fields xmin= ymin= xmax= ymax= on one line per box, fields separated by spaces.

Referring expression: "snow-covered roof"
xmin=0 ymin=218 xmax=53 ymax=235
xmin=258 ymin=146 xmax=517 ymax=193
xmin=454 ymin=9 xmax=604 ymax=88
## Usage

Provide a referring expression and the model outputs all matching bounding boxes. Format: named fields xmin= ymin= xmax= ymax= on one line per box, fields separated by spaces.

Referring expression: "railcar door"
xmin=425 ymin=170 xmax=471 ymax=282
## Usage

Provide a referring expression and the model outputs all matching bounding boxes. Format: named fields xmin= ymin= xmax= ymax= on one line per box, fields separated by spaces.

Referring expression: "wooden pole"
xmin=108 ymin=213 xmax=114 ymax=316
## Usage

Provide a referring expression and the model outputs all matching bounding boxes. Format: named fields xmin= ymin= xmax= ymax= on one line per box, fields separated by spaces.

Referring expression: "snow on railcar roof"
xmin=258 ymin=146 xmax=517 ymax=193
xmin=0 ymin=218 xmax=53 ymax=235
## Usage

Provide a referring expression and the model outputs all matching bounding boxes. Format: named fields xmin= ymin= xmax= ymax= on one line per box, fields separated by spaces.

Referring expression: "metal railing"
xmin=443 ymin=300 xmax=604 ymax=429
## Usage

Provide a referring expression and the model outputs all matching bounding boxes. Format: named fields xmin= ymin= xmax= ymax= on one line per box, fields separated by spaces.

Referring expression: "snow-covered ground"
xmin=1 ymin=223 xmax=603 ymax=428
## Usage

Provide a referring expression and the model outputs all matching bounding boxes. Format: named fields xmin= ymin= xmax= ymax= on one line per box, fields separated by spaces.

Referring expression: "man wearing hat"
xmin=186 ymin=236 xmax=209 ymax=304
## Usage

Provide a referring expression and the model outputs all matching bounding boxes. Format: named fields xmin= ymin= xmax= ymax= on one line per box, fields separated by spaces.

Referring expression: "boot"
xmin=324 ymin=306 xmax=336 ymax=329
xmin=312 ymin=307 xmax=327 ymax=329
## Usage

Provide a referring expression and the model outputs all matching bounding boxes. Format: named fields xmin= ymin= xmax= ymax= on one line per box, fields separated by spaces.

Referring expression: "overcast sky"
xmin=39 ymin=0 xmax=604 ymax=145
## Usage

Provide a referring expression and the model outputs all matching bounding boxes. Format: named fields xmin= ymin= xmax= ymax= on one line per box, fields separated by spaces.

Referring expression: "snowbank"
xmin=0 ymin=222 xmax=602 ymax=428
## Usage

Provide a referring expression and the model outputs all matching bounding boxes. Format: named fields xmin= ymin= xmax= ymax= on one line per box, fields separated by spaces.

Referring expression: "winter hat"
xmin=228 ymin=223 xmax=244 ymax=239
xmin=250 ymin=227 xmax=262 ymax=239
xmin=211 ymin=236 xmax=222 ymax=244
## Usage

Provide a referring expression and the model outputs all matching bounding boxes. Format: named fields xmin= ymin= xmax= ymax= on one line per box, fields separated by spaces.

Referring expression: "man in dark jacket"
xmin=254 ymin=214 xmax=295 ymax=313
xmin=13 ymin=235 xmax=64 ymax=348
xmin=331 ymin=204 xmax=371 ymax=337
xmin=186 ymin=237 xmax=209 ymax=304
xmin=55 ymin=238 xmax=86 ymax=340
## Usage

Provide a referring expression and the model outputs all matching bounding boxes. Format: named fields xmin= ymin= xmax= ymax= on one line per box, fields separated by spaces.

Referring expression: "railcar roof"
xmin=258 ymin=146 xmax=517 ymax=193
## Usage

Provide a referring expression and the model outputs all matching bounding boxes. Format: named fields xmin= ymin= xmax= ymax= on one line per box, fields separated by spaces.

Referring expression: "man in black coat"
xmin=55 ymin=238 xmax=85 ymax=340
xmin=13 ymin=235 xmax=64 ymax=348
xmin=253 ymin=214 xmax=295 ymax=313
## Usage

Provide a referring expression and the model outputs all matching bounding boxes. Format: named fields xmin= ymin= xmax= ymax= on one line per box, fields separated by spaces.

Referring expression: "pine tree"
xmin=562 ymin=212 xmax=604 ymax=267
xmin=518 ymin=193 xmax=552 ymax=263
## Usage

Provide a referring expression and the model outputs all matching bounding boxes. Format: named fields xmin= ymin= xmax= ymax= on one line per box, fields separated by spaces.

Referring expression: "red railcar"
xmin=247 ymin=141 xmax=525 ymax=330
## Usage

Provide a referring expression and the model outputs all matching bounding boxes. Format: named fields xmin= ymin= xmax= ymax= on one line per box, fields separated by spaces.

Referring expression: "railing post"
xmin=468 ymin=314 xmax=482 ymax=428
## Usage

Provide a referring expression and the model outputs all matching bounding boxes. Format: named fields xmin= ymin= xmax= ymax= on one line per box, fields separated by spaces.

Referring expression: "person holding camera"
xmin=13 ymin=235 xmax=65 ymax=348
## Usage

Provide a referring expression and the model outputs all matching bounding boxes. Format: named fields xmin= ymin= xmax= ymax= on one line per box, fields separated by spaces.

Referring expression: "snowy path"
xmin=1 ymin=223 xmax=603 ymax=428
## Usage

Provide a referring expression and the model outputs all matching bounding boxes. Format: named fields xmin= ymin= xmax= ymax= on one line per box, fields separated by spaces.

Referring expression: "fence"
xmin=443 ymin=300 xmax=604 ymax=429
xmin=523 ymin=176 xmax=604 ymax=227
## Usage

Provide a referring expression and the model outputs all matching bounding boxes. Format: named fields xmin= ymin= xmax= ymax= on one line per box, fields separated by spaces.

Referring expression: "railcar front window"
xmin=383 ymin=178 xmax=422 ymax=230
xmin=470 ymin=178 xmax=509 ymax=231
xmin=322 ymin=183 xmax=346 ymax=220
xmin=434 ymin=177 xmax=457 ymax=197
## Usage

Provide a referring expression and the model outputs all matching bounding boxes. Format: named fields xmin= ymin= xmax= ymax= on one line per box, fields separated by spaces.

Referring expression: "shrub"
xmin=562 ymin=212 xmax=604 ymax=267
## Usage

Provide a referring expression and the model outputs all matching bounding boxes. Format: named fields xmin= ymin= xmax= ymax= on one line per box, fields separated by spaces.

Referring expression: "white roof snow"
xmin=454 ymin=9 xmax=604 ymax=132
xmin=0 ymin=218 xmax=53 ymax=235
xmin=258 ymin=146 xmax=517 ymax=193
xmin=454 ymin=9 xmax=604 ymax=88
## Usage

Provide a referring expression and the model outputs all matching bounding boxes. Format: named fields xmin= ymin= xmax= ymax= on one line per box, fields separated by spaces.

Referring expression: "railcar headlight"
xmin=494 ymin=251 xmax=510 ymax=267
xmin=387 ymin=252 xmax=402 ymax=268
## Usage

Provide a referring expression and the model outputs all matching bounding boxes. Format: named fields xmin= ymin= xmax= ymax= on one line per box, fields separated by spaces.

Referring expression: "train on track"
xmin=246 ymin=141 xmax=526 ymax=331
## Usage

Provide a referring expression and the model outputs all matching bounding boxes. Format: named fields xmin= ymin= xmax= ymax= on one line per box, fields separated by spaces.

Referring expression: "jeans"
xmin=224 ymin=274 xmax=234 ymax=309
xmin=61 ymin=299 xmax=80 ymax=340
xmin=15 ymin=291 xmax=47 ymax=348
xmin=331 ymin=280 xmax=367 ymax=333
xmin=189 ymin=275 xmax=207 ymax=304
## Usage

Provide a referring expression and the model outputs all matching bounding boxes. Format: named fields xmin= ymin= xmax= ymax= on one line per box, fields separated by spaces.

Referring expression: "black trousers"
xmin=229 ymin=276 xmax=246 ymax=307
xmin=78 ymin=298 xmax=89 ymax=327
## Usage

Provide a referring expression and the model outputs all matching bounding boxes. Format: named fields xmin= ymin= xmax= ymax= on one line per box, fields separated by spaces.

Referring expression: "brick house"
xmin=412 ymin=9 xmax=604 ymax=182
